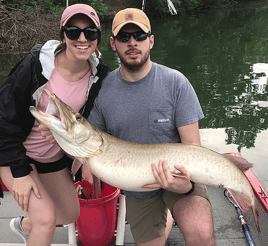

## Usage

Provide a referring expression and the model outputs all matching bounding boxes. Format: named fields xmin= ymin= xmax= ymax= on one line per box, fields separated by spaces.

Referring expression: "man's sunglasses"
xmin=63 ymin=26 xmax=100 ymax=41
xmin=114 ymin=31 xmax=151 ymax=42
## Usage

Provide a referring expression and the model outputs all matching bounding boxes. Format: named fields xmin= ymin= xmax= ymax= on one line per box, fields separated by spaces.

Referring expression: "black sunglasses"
xmin=114 ymin=31 xmax=151 ymax=42
xmin=63 ymin=26 xmax=100 ymax=41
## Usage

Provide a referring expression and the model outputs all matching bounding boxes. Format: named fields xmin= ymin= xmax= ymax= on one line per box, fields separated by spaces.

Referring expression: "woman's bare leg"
xmin=23 ymin=167 xmax=80 ymax=243
xmin=0 ymin=165 xmax=57 ymax=246
xmin=0 ymin=165 xmax=79 ymax=245
xmin=38 ymin=167 xmax=80 ymax=225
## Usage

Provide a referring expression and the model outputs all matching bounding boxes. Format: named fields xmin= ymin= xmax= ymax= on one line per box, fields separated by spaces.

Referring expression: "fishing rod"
xmin=224 ymin=189 xmax=256 ymax=246
xmin=142 ymin=0 xmax=147 ymax=11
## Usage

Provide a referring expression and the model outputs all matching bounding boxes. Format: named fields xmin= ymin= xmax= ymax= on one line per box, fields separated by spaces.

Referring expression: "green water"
xmin=1 ymin=2 xmax=267 ymax=188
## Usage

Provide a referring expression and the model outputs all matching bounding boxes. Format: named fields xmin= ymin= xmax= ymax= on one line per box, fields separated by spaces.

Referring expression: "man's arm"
xmin=177 ymin=121 xmax=201 ymax=146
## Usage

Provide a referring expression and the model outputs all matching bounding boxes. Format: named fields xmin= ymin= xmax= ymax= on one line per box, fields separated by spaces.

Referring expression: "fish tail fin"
xmin=252 ymin=197 xmax=261 ymax=232
xmin=228 ymin=188 xmax=261 ymax=232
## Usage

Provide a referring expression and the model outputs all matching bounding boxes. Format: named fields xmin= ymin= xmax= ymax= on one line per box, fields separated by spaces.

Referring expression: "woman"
xmin=0 ymin=4 xmax=108 ymax=245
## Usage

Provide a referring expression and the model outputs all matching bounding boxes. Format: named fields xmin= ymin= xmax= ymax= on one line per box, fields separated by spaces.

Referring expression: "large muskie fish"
xmin=29 ymin=93 xmax=260 ymax=231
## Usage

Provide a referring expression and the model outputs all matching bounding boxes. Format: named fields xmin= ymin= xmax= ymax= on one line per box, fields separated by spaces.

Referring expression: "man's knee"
xmin=173 ymin=195 xmax=212 ymax=220
xmin=172 ymin=196 xmax=215 ymax=245
xmin=185 ymin=224 xmax=215 ymax=246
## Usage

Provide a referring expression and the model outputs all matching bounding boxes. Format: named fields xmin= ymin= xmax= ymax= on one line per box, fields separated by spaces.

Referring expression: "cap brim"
xmin=113 ymin=21 xmax=150 ymax=36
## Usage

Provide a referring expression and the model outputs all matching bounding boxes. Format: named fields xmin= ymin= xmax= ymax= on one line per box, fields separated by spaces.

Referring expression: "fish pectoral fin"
xmin=71 ymin=159 xmax=83 ymax=177
xmin=82 ymin=162 xmax=94 ymax=184
xmin=227 ymin=188 xmax=252 ymax=214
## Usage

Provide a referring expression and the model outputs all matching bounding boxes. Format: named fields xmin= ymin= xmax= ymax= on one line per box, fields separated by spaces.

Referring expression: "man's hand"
xmin=142 ymin=160 xmax=192 ymax=194
xmin=223 ymin=154 xmax=254 ymax=173
xmin=12 ymin=175 xmax=41 ymax=212
xmin=38 ymin=124 xmax=56 ymax=144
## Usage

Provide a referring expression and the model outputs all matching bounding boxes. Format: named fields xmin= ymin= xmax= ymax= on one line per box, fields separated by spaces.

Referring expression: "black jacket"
xmin=0 ymin=40 xmax=109 ymax=181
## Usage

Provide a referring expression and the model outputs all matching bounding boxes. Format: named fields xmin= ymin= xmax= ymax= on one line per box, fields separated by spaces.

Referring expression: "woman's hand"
xmin=12 ymin=175 xmax=41 ymax=212
xmin=142 ymin=160 xmax=192 ymax=194
xmin=38 ymin=124 xmax=56 ymax=144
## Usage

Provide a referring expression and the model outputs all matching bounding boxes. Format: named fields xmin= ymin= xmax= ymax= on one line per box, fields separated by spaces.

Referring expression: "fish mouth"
xmin=29 ymin=93 xmax=68 ymax=132
xmin=43 ymin=94 xmax=62 ymax=123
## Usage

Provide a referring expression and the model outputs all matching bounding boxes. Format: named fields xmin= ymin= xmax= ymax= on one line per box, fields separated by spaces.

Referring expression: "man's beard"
xmin=117 ymin=49 xmax=150 ymax=72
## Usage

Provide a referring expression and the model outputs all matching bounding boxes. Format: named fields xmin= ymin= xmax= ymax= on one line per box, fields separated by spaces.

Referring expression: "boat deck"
xmin=1 ymin=186 xmax=267 ymax=245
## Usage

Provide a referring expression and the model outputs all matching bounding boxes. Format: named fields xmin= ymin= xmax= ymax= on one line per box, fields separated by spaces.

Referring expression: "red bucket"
xmin=75 ymin=180 xmax=120 ymax=246
xmin=0 ymin=179 xmax=9 ymax=191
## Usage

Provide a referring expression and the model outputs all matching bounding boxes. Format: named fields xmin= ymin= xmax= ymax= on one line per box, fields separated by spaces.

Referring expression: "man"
xmin=87 ymin=8 xmax=215 ymax=246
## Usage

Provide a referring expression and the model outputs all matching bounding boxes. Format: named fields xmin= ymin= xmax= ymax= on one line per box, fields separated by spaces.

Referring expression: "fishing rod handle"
xmin=242 ymin=226 xmax=256 ymax=246
xmin=235 ymin=207 xmax=256 ymax=246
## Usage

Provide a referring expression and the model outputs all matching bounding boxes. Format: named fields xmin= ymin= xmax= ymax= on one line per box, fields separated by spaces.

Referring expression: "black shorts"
xmin=28 ymin=155 xmax=73 ymax=174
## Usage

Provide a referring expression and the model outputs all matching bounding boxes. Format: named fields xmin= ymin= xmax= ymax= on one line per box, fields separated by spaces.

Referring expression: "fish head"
xmin=29 ymin=93 xmax=103 ymax=158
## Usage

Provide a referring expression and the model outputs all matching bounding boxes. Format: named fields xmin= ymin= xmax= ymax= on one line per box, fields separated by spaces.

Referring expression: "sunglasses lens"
xmin=64 ymin=26 xmax=81 ymax=40
xmin=64 ymin=26 xmax=99 ymax=41
xmin=134 ymin=32 xmax=148 ymax=41
xmin=116 ymin=31 xmax=149 ymax=42
xmin=84 ymin=28 xmax=99 ymax=41
xmin=116 ymin=32 xmax=130 ymax=42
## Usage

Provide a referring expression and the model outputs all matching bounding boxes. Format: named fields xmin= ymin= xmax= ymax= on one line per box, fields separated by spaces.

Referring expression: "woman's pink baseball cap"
xmin=60 ymin=4 xmax=100 ymax=29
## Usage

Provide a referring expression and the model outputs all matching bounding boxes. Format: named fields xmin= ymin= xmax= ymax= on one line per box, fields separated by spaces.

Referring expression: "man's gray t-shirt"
xmin=88 ymin=63 xmax=204 ymax=200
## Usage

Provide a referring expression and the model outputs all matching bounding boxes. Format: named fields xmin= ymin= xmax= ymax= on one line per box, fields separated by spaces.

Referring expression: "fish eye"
xmin=76 ymin=115 xmax=82 ymax=121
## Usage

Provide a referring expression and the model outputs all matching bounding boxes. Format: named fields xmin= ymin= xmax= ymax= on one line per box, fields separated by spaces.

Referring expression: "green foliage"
xmin=87 ymin=0 xmax=109 ymax=20
xmin=144 ymin=0 xmax=172 ymax=17
xmin=50 ymin=5 xmax=65 ymax=19
xmin=1 ymin=0 xmax=236 ymax=19
xmin=2 ymin=0 xmax=108 ymax=19
xmin=122 ymin=0 xmax=141 ymax=8
xmin=59 ymin=0 xmax=109 ymax=20
xmin=137 ymin=0 xmax=235 ymax=17
xmin=181 ymin=0 xmax=203 ymax=10
xmin=2 ymin=0 xmax=54 ymax=14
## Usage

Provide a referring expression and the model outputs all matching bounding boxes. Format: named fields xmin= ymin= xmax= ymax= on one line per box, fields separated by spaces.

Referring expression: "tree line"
xmin=0 ymin=0 xmax=237 ymax=53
